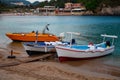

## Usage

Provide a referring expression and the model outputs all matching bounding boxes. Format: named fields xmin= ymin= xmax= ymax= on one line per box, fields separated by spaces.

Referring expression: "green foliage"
xmin=38 ymin=2 xmax=47 ymax=7
xmin=78 ymin=0 xmax=101 ymax=11
xmin=101 ymin=0 xmax=120 ymax=7
xmin=38 ymin=0 xmax=74 ymax=8
xmin=37 ymin=0 xmax=102 ymax=10
xmin=1 ymin=0 xmax=120 ymax=12
xmin=0 ymin=1 xmax=5 ymax=8
xmin=78 ymin=0 xmax=120 ymax=10
xmin=56 ymin=0 xmax=65 ymax=8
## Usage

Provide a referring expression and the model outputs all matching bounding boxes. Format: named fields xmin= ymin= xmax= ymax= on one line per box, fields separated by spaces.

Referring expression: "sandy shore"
xmin=0 ymin=62 xmax=119 ymax=80
xmin=0 ymin=49 xmax=119 ymax=80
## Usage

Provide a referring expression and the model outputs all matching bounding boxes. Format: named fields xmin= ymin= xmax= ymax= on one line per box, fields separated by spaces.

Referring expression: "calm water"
xmin=0 ymin=16 xmax=120 ymax=67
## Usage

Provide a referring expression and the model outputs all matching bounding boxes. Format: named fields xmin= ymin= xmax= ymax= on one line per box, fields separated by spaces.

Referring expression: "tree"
xmin=79 ymin=0 xmax=101 ymax=11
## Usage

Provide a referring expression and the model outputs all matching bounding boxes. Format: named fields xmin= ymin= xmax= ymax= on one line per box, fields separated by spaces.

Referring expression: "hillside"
xmin=0 ymin=0 xmax=31 ymax=5
xmin=0 ymin=0 xmax=120 ymax=15
xmin=76 ymin=0 xmax=120 ymax=15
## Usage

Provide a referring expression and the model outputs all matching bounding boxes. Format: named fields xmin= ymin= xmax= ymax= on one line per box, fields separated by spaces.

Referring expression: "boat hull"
xmin=23 ymin=44 xmax=56 ymax=56
xmin=55 ymin=45 xmax=114 ymax=62
xmin=26 ymin=50 xmax=54 ymax=56
xmin=6 ymin=32 xmax=59 ymax=42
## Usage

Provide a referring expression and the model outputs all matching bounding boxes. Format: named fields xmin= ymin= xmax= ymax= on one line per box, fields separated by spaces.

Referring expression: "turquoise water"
xmin=0 ymin=16 xmax=120 ymax=67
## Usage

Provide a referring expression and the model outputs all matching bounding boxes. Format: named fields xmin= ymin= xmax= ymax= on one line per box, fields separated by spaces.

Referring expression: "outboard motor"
xmin=71 ymin=39 xmax=76 ymax=44
xmin=106 ymin=41 xmax=111 ymax=47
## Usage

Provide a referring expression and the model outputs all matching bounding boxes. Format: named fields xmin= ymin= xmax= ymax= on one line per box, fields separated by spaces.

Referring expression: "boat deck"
xmin=66 ymin=43 xmax=107 ymax=50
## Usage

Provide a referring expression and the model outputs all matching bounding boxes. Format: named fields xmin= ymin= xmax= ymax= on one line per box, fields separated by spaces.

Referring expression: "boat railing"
xmin=60 ymin=32 xmax=80 ymax=47
xmin=101 ymin=34 xmax=118 ymax=45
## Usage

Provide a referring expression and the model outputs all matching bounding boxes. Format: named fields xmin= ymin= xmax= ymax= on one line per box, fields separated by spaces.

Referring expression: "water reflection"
xmin=7 ymin=41 xmax=25 ymax=52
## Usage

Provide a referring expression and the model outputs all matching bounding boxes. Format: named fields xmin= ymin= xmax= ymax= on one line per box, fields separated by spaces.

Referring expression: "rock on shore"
xmin=82 ymin=6 xmax=120 ymax=16
xmin=100 ymin=6 xmax=120 ymax=15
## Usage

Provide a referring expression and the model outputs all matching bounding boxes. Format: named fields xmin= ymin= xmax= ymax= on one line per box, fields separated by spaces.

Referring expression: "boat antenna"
xmin=42 ymin=24 xmax=50 ymax=34
xmin=35 ymin=30 xmax=38 ymax=44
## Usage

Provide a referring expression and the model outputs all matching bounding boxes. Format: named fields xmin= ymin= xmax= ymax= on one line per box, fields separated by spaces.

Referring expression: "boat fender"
xmin=88 ymin=42 xmax=93 ymax=45
xmin=21 ymin=34 xmax=25 ymax=36
xmin=49 ymin=34 xmax=53 ymax=36
xmin=88 ymin=42 xmax=95 ymax=49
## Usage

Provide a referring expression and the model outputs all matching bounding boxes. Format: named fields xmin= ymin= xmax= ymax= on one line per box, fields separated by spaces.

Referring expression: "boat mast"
xmin=35 ymin=30 xmax=38 ymax=44
xmin=42 ymin=24 xmax=50 ymax=34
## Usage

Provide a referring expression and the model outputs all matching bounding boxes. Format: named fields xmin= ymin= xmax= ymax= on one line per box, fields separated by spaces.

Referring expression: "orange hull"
xmin=6 ymin=32 xmax=59 ymax=42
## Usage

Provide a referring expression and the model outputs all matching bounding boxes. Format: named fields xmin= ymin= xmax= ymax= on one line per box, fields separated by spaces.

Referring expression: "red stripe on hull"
xmin=58 ymin=57 xmax=82 ymax=62
xmin=58 ymin=53 xmax=112 ymax=62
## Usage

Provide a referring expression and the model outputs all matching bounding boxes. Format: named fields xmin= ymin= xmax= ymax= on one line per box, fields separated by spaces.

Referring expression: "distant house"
xmin=65 ymin=3 xmax=85 ymax=9
xmin=44 ymin=6 xmax=55 ymax=9
xmin=34 ymin=6 xmax=56 ymax=15
xmin=65 ymin=3 xmax=86 ymax=15
xmin=44 ymin=6 xmax=56 ymax=15
xmin=65 ymin=3 xmax=72 ymax=9
xmin=72 ymin=3 xmax=83 ymax=8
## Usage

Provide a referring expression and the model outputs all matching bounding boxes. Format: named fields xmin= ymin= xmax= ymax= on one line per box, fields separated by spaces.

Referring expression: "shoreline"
xmin=0 ymin=13 xmax=120 ymax=16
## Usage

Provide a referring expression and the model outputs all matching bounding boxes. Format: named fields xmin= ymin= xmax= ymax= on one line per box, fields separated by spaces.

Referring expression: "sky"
xmin=27 ymin=0 xmax=50 ymax=3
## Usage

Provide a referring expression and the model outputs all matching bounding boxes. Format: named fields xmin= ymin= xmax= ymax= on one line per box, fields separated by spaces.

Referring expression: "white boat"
xmin=23 ymin=41 xmax=68 ymax=56
xmin=55 ymin=34 xmax=118 ymax=62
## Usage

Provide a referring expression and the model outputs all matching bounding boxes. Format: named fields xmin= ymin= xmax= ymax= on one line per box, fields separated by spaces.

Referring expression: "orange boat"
xmin=6 ymin=32 xmax=59 ymax=42
xmin=6 ymin=24 xmax=59 ymax=42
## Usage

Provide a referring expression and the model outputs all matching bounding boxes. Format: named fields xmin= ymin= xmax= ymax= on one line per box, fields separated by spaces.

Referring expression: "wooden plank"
xmin=16 ymin=54 xmax=53 ymax=63
xmin=0 ymin=54 xmax=53 ymax=67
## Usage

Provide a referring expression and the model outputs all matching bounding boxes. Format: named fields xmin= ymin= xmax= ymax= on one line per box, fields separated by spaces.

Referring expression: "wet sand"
xmin=0 ymin=47 xmax=120 ymax=80
xmin=0 ymin=62 xmax=119 ymax=80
